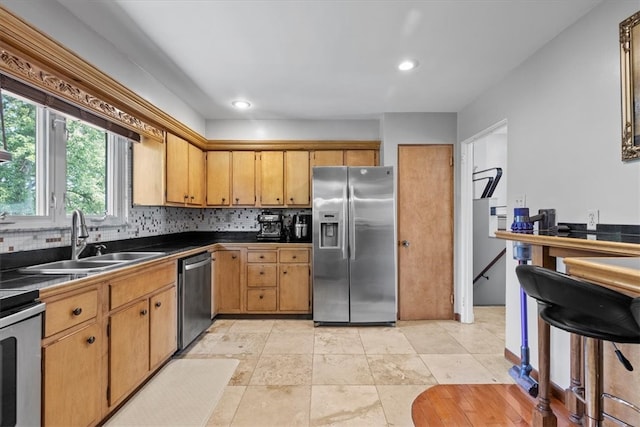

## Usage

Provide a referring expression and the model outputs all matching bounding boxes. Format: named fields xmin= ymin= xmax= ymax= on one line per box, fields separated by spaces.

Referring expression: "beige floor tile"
xmin=206 ymin=385 xmax=246 ymax=426
xmin=231 ymin=385 xmax=311 ymax=427
xmin=419 ymin=353 xmax=499 ymax=384
xmin=228 ymin=356 xmax=259 ymax=386
xmin=310 ymin=385 xmax=388 ymax=426
xmin=262 ymin=332 xmax=314 ymax=354
xmin=188 ymin=333 xmax=267 ymax=356
xmin=207 ymin=319 xmax=236 ymax=334
xmin=312 ymin=354 xmax=374 ymax=385
xmin=359 ymin=328 xmax=416 ymax=355
xmin=227 ymin=319 xmax=274 ymax=333
xmin=314 ymin=332 xmax=365 ymax=354
xmin=376 ymin=385 xmax=431 ymax=427
xmin=249 ymin=354 xmax=313 ymax=385
xmin=367 ymin=354 xmax=436 ymax=385
xmin=272 ymin=320 xmax=315 ymax=332
xmin=472 ymin=353 xmax=515 ymax=384
xmin=314 ymin=325 xmax=360 ymax=334
xmin=446 ymin=326 xmax=505 ymax=354
xmin=402 ymin=327 xmax=468 ymax=354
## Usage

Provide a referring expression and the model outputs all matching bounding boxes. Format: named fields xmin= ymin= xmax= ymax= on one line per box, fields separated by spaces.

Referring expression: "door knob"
xmin=401 ymin=240 xmax=410 ymax=248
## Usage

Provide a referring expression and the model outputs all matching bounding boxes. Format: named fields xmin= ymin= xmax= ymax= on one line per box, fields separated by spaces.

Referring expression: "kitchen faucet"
xmin=71 ymin=209 xmax=89 ymax=260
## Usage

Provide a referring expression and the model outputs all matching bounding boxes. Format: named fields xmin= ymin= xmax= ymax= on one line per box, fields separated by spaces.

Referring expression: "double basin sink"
xmin=19 ymin=252 xmax=166 ymax=275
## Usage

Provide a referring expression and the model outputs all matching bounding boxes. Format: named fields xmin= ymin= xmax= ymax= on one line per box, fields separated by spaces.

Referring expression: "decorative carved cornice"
xmin=0 ymin=5 xmax=207 ymax=146
xmin=0 ymin=48 xmax=164 ymax=140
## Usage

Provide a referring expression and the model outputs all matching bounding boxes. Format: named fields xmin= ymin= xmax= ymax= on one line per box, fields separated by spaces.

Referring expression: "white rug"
xmin=105 ymin=358 xmax=239 ymax=427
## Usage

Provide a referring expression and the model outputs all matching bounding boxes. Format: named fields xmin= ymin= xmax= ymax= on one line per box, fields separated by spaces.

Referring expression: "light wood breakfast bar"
xmin=494 ymin=231 xmax=640 ymax=427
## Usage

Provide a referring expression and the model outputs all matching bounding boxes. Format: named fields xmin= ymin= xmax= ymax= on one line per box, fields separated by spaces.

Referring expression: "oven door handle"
xmin=0 ymin=302 xmax=45 ymax=329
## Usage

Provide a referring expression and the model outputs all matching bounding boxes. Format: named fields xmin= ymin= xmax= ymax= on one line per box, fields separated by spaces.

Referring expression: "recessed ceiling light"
xmin=232 ymin=100 xmax=251 ymax=109
xmin=398 ymin=60 xmax=418 ymax=71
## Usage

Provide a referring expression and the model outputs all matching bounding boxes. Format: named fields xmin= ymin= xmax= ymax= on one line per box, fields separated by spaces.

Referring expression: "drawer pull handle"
xmin=155 ymin=301 xmax=162 ymax=308
xmin=86 ymin=336 xmax=96 ymax=344
xmin=140 ymin=309 xmax=148 ymax=316
xmin=72 ymin=307 xmax=82 ymax=316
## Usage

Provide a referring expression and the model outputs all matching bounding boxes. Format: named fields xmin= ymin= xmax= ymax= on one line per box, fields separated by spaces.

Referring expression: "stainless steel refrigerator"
xmin=312 ymin=166 xmax=396 ymax=324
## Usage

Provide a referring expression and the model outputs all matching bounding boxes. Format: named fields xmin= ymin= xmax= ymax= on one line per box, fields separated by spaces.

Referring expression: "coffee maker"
xmin=291 ymin=214 xmax=312 ymax=242
xmin=257 ymin=211 xmax=283 ymax=241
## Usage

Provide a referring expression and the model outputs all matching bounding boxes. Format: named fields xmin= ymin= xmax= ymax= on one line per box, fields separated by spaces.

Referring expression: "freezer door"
xmin=313 ymin=167 xmax=349 ymax=323
xmin=348 ymin=167 xmax=396 ymax=323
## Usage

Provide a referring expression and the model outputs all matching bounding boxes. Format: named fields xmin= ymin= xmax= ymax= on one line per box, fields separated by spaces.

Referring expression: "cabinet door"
xmin=312 ymin=150 xmax=344 ymax=167
xmin=214 ymin=250 xmax=242 ymax=313
xmin=150 ymin=287 xmax=177 ymax=369
xmin=110 ymin=299 xmax=150 ymax=405
xmin=232 ymin=151 xmax=256 ymax=206
xmin=285 ymin=151 xmax=310 ymax=206
xmin=260 ymin=151 xmax=284 ymax=205
xmin=43 ymin=323 xmax=102 ymax=427
xmin=345 ymin=150 xmax=377 ymax=166
xmin=207 ymin=151 xmax=231 ymax=206
xmin=188 ymin=143 xmax=205 ymax=206
xmin=133 ymin=136 xmax=165 ymax=206
xmin=279 ymin=264 xmax=310 ymax=312
xmin=166 ymin=133 xmax=189 ymax=204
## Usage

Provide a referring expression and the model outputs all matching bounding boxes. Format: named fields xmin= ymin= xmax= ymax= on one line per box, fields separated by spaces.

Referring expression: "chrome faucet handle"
xmin=93 ymin=244 xmax=106 ymax=256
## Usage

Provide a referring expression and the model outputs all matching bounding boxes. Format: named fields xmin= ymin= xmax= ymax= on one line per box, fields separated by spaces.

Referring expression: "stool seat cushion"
xmin=516 ymin=265 xmax=640 ymax=343
xmin=632 ymin=298 xmax=640 ymax=328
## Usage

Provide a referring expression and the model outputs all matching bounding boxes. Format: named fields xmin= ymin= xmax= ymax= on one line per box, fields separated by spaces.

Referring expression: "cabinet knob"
xmin=155 ymin=301 xmax=162 ymax=308
xmin=292 ymin=255 xmax=297 ymax=259
xmin=283 ymin=271 xmax=288 ymax=275
xmin=276 ymin=198 xmax=280 ymax=201
xmin=290 ymin=198 xmax=294 ymax=202
xmin=184 ymin=195 xmax=188 ymax=200
xmin=140 ymin=309 xmax=148 ymax=316
xmin=72 ymin=307 xmax=82 ymax=316
xmin=222 ymin=198 xmax=225 ymax=202
xmin=259 ymin=255 xmax=264 ymax=259
xmin=259 ymin=294 xmax=264 ymax=299
xmin=212 ymin=257 xmax=216 ymax=261
xmin=259 ymin=271 xmax=264 ymax=275
xmin=190 ymin=195 xmax=195 ymax=200
xmin=86 ymin=336 xmax=96 ymax=344
xmin=232 ymin=255 xmax=237 ymax=259
xmin=235 ymin=198 xmax=239 ymax=203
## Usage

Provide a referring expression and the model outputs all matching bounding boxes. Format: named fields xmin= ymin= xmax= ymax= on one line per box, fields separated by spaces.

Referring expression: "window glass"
xmin=65 ymin=120 xmax=107 ymax=215
xmin=0 ymin=92 xmax=38 ymax=215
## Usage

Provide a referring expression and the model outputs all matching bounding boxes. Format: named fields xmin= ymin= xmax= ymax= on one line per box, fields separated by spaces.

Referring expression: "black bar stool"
xmin=515 ymin=265 xmax=640 ymax=426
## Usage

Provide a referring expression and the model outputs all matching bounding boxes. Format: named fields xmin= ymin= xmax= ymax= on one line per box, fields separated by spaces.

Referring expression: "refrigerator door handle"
xmin=341 ymin=181 xmax=348 ymax=260
xmin=349 ymin=184 xmax=356 ymax=260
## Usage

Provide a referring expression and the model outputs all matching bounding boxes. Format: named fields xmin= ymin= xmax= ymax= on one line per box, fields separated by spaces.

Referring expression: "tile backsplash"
xmin=0 ymin=207 xmax=310 ymax=254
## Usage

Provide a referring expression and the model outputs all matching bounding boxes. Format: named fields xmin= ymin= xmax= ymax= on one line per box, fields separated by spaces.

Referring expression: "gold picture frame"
xmin=620 ymin=11 xmax=640 ymax=161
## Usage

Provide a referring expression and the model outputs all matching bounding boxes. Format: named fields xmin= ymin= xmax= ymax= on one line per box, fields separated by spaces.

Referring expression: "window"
xmin=0 ymin=90 xmax=129 ymax=228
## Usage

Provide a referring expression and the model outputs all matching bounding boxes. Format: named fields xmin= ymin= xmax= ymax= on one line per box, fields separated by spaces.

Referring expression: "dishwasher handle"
xmin=184 ymin=258 xmax=211 ymax=271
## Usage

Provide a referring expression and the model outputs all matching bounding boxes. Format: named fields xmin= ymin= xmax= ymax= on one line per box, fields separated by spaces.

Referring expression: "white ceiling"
xmin=57 ymin=0 xmax=602 ymax=121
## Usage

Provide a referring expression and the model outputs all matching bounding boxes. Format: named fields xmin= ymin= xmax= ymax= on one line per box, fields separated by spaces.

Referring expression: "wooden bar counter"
xmin=495 ymin=231 xmax=640 ymax=427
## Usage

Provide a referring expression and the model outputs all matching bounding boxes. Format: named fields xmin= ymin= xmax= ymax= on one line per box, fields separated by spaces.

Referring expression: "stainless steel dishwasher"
xmin=178 ymin=252 xmax=212 ymax=350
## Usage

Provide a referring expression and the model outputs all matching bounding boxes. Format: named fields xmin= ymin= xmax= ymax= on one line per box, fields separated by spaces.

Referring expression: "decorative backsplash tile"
xmin=0 ymin=206 xmax=311 ymax=254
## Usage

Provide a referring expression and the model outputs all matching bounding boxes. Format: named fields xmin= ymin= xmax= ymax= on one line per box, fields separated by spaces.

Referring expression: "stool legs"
xmin=584 ymin=338 xmax=603 ymax=427
xmin=533 ymin=316 xmax=557 ymax=427
xmin=567 ymin=334 xmax=584 ymax=423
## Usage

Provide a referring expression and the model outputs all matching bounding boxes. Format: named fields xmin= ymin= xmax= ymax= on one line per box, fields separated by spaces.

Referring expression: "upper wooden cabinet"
xmin=206 ymin=151 xmax=231 ymax=206
xmin=132 ymin=136 xmax=165 ymax=206
xmin=260 ymin=151 xmax=284 ymax=206
xmin=285 ymin=151 xmax=310 ymax=206
xmin=344 ymin=149 xmax=377 ymax=166
xmin=232 ymin=151 xmax=256 ymax=206
xmin=166 ymin=133 xmax=204 ymax=206
xmin=312 ymin=150 xmax=344 ymax=167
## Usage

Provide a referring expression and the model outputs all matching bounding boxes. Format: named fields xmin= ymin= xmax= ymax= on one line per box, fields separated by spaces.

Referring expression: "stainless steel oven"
xmin=0 ymin=289 xmax=44 ymax=427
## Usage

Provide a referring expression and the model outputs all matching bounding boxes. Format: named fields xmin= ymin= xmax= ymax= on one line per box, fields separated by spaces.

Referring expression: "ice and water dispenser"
xmin=319 ymin=211 xmax=340 ymax=248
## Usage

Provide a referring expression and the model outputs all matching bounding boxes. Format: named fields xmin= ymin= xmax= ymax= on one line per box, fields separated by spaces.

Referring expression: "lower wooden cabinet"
xmin=150 ymin=287 xmax=177 ymax=368
xmin=42 ymin=322 xmax=102 ymax=427
xmin=214 ymin=244 xmax=311 ymax=314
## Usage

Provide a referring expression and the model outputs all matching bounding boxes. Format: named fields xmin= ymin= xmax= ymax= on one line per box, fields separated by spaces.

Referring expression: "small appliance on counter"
xmin=257 ymin=211 xmax=283 ymax=241
xmin=291 ymin=214 xmax=312 ymax=242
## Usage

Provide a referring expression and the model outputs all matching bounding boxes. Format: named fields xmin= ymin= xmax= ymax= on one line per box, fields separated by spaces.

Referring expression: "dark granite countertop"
xmin=0 ymin=231 xmax=311 ymax=292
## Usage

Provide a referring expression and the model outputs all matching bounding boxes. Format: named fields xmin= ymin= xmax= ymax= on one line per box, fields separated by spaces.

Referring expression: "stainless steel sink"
xmin=19 ymin=252 xmax=166 ymax=275
xmin=90 ymin=252 xmax=165 ymax=262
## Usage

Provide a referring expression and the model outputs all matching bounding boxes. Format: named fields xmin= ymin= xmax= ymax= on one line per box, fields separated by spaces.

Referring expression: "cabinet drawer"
xmin=247 ymin=289 xmax=276 ymax=311
xmin=110 ymin=262 xmax=176 ymax=310
xmin=247 ymin=264 xmax=277 ymax=287
xmin=247 ymin=251 xmax=277 ymax=263
xmin=44 ymin=289 xmax=98 ymax=337
xmin=279 ymin=249 xmax=309 ymax=263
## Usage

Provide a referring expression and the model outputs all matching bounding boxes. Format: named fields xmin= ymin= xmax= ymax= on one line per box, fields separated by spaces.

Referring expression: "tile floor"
xmin=180 ymin=306 xmax=512 ymax=427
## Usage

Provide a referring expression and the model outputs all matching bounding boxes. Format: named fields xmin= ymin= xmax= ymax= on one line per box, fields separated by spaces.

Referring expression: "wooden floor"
xmin=412 ymin=384 xmax=573 ymax=426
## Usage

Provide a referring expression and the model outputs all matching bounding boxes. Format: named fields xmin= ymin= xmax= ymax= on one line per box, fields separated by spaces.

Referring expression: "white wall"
xmin=0 ymin=0 xmax=206 ymax=135
xmin=473 ymin=131 xmax=507 ymax=206
xmin=457 ymin=0 xmax=640 ymax=388
xmin=205 ymin=119 xmax=380 ymax=141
